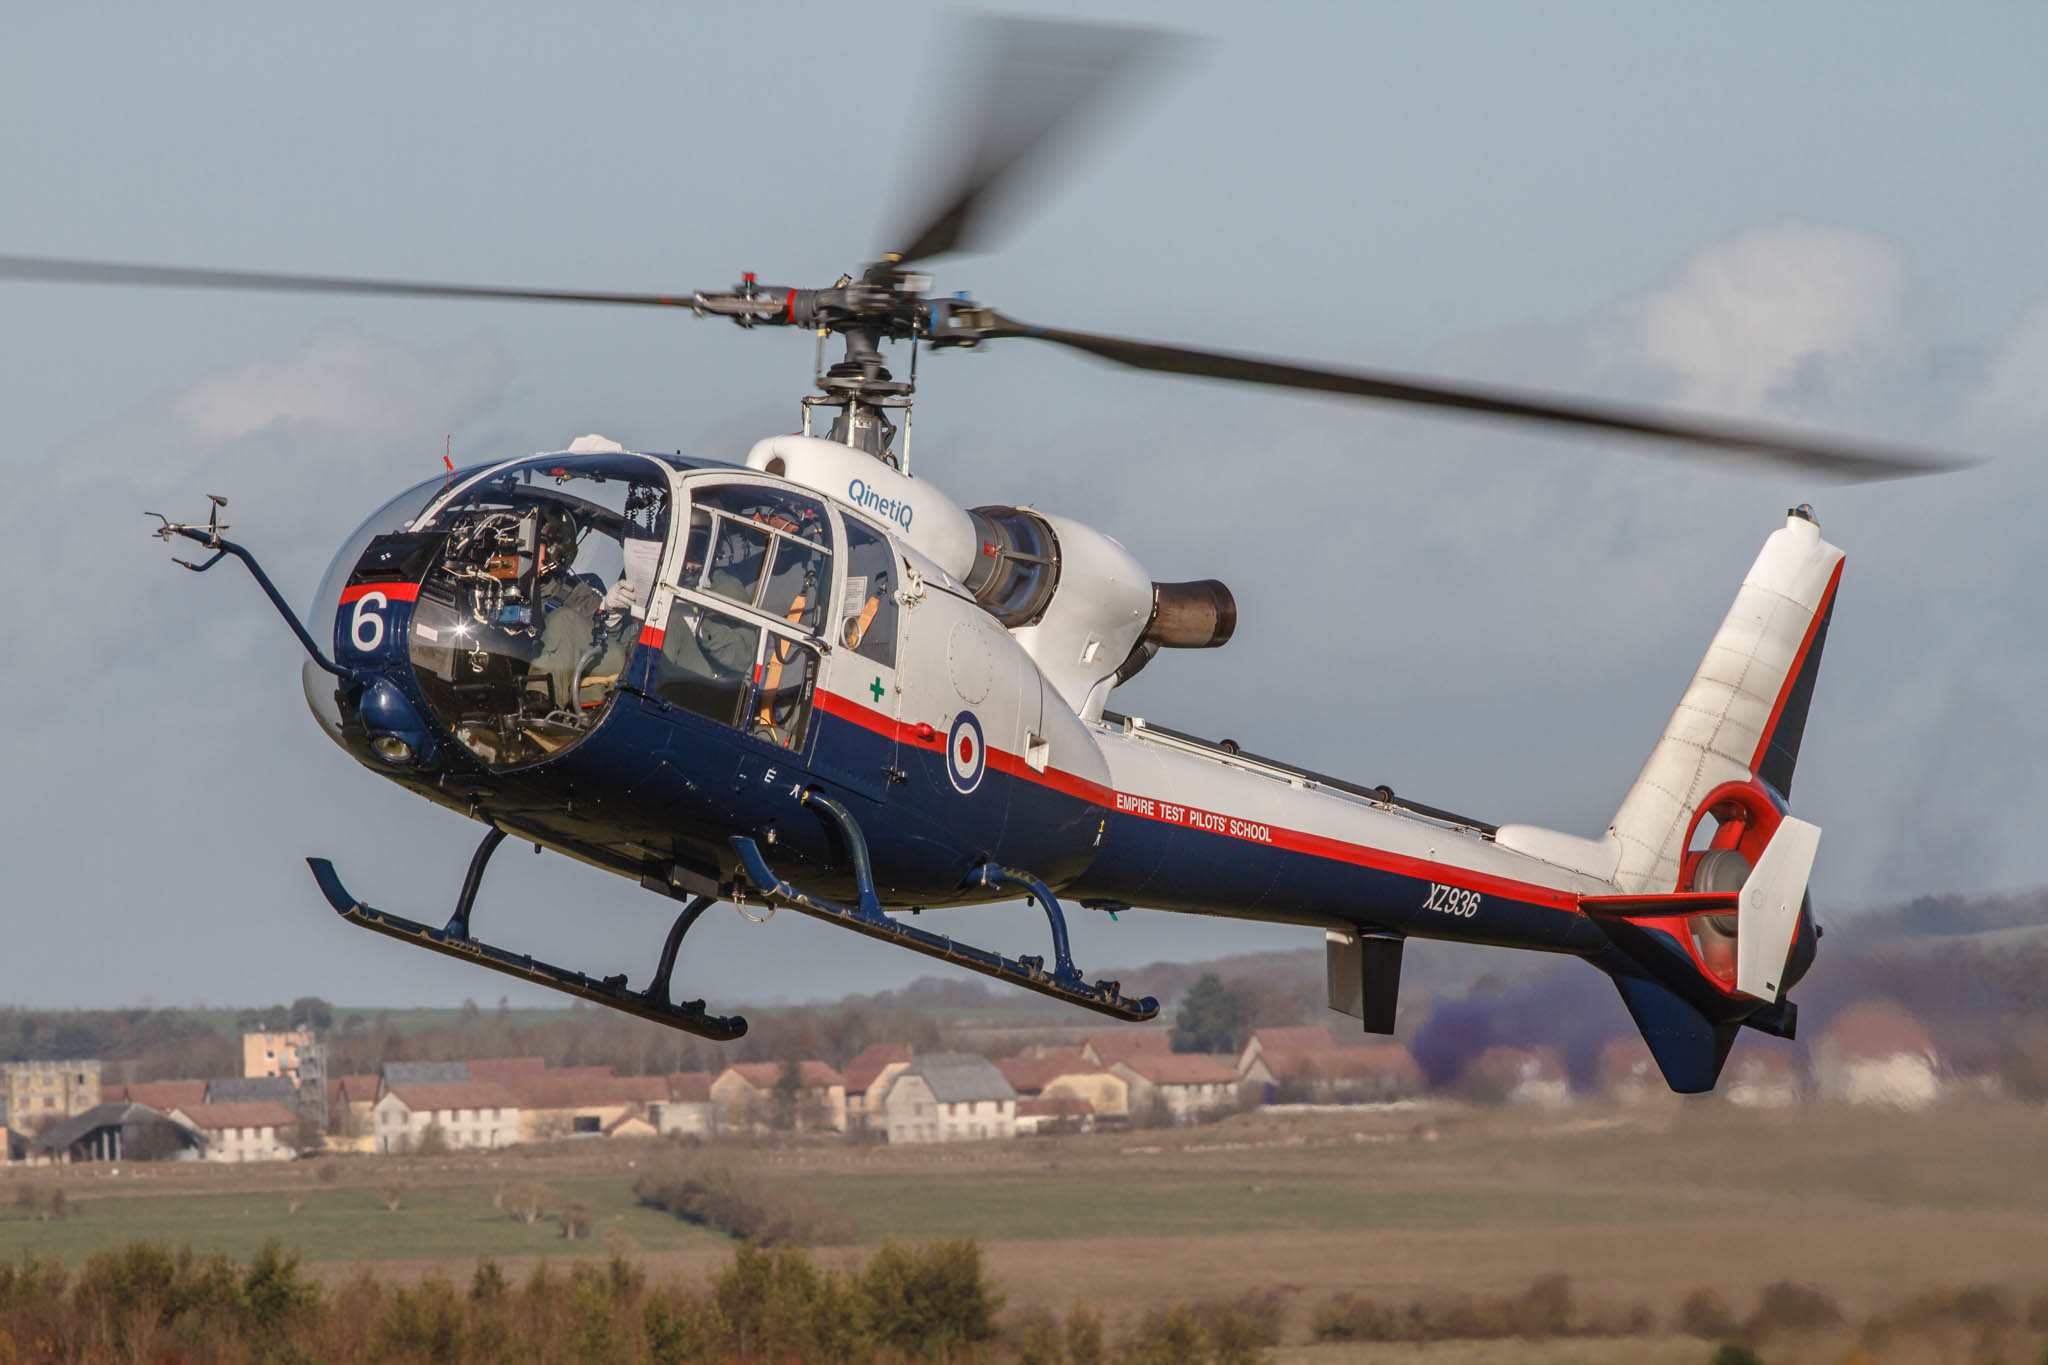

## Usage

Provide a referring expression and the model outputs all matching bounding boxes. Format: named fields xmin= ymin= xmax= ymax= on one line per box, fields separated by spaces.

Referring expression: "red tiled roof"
xmin=327 ymin=1074 xmax=381 ymax=1104
xmin=1115 ymin=1053 xmax=1239 ymax=1086
xmin=105 ymin=1081 xmax=207 ymax=1110
xmin=667 ymin=1071 xmax=713 ymax=1104
xmin=1261 ymin=1045 xmax=1421 ymax=1083
xmin=998 ymin=1049 xmax=1094 ymax=1094
xmin=381 ymin=1083 xmax=521 ymax=1114
xmin=722 ymin=1061 xmax=844 ymax=1091
xmin=1244 ymin=1026 xmax=1338 ymax=1056
xmin=467 ymin=1057 xmax=550 ymax=1084
xmin=603 ymin=1112 xmax=657 ymax=1136
xmin=841 ymin=1044 xmax=915 ymax=1094
xmin=498 ymin=1073 xmax=656 ymax=1111
xmin=172 ymin=1101 xmax=302 ymax=1131
xmin=1823 ymin=1000 xmax=1937 ymax=1062
xmin=1086 ymin=1032 xmax=1171 ymax=1064
xmin=1017 ymin=1096 xmax=1094 ymax=1118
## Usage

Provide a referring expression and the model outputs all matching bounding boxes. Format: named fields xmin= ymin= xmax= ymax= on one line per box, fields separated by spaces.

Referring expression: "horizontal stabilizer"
xmin=1580 ymin=890 xmax=1739 ymax=920
xmin=1737 ymin=817 xmax=1821 ymax=1002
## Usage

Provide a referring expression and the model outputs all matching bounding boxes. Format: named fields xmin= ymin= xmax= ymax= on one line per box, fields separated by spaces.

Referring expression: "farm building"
xmin=655 ymin=1072 xmax=714 ymax=1136
xmin=1722 ymin=1048 xmax=1801 ymax=1109
xmin=1243 ymin=1043 xmax=1425 ymax=1102
xmin=169 ymin=1101 xmax=303 ymax=1163
xmin=26 ymin=1102 xmax=203 ymax=1163
xmin=1111 ymin=1053 xmax=1240 ymax=1123
xmin=372 ymin=1083 xmax=521 ymax=1153
xmin=1082 ymin=1032 xmax=1171 ymax=1069
xmin=1814 ymin=1001 xmax=1941 ymax=1109
xmin=711 ymin=1062 xmax=847 ymax=1133
xmin=1000 ymin=1047 xmax=1129 ymax=1121
xmin=884 ymin=1053 xmax=1017 ymax=1144
xmin=1016 ymin=1096 xmax=1093 ymax=1135
xmin=842 ymin=1044 xmax=916 ymax=1132
xmin=1460 ymin=1047 xmax=1570 ymax=1107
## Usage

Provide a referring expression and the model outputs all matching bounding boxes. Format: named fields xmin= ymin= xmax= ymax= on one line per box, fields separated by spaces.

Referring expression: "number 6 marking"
xmin=351 ymin=592 xmax=388 ymax=652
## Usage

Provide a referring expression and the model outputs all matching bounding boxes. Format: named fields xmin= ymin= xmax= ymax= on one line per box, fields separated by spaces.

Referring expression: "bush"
xmin=503 ymin=1181 xmax=556 ymax=1224
xmin=1680 ymin=1286 xmax=1740 ymax=1339
xmin=1744 ymin=1281 xmax=1842 ymax=1339
xmin=1707 ymin=1344 xmax=1765 ymax=1365
xmin=634 ymin=1152 xmax=854 ymax=1246
xmin=558 ymin=1201 xmax=593 ymax=1240
xmin=859 ymin=1240 xmax=1003 ymax=1357
xmin=380 ymin=1178 xmax=408 ymax=1212
xmin=414 ymin=1122 xmax=450 ymax=1157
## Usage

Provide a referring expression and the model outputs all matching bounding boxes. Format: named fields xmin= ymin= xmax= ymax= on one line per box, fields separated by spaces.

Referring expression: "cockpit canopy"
xmin=405 ymin=453 xmax=673 ymax=768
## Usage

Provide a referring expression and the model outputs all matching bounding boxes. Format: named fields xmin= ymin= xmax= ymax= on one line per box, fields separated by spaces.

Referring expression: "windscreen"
xmin=405 ymin=454 xmax=672 ymax=769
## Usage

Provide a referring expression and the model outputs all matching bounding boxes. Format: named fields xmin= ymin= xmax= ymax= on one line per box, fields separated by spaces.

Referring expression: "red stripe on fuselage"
xmin=339 ymin=582 xmax=420 ymax=604
xmin=1748 ymin=558 xmax=1843 ymax=776
xmin=638 ymin=624 xmax=665 ymax=648
xmin=809 ymin=689 xmax=1585 ymax=913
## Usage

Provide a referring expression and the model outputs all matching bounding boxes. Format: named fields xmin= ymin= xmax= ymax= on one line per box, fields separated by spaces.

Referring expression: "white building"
xmin=884 ymin=1054 xmax=1016 ymax=1144
xmin=1111 ymin=1052 xmax=1241 ymax=1123
xmin=1815 ymin=1001 xmax=1941 ymax=1109
xmin=372 ymin=1082 xmax=521 ymax=1153
xmin=169 ymin=1101 xmax=302 ymax=1163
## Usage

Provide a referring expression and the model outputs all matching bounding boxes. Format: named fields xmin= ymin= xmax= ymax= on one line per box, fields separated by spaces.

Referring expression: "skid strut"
xmin=308 ymin=834 xmax=746 ymax=1041
xmin=732 ymin=791 xmax=1157 ymax=1022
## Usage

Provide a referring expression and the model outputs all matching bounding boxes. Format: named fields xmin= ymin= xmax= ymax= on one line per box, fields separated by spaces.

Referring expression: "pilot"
xmin=527 ymin=505 xmax=608 ymax=718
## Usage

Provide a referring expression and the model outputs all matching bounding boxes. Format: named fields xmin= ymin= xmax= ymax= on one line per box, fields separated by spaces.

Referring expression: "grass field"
xmin=4 ymin=1097 xmax=2046 ymax=1359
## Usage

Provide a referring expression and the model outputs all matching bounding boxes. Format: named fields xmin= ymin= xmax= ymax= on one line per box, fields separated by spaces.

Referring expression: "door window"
xmin=839 ymin=519 xmax=898 ymax=669
xmin=651 ymin=599 xmax=820 ymax=751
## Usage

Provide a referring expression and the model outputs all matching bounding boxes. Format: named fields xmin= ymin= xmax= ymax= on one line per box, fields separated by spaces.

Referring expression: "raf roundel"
xmin=946 ymin=711 xmax=987 ymax=794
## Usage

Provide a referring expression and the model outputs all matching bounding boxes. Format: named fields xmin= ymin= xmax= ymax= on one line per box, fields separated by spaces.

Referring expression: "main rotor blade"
xmin=885 ymin=18 xmax=1184 ymax=266
xmin=982 ymin=313 xmax=1976 ymax=481
xmin=0 ymin=254 xmax=701 ymax=311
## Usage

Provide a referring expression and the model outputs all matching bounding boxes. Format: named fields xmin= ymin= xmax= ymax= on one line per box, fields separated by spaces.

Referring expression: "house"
xmin=1460 ymin=1047 xmax=1570 ymax=1107
xmin=1244 ymin=1045 xmax=1425 ymax=1102
xmin=1015 ymin=1096 xmax=1093 ymax=1135
xmin=325 ymin=1075 xmax=382 ymax=1135
xmin=1081 ymin=1032 xmax=1171 ymax=1069
xmin=498 ymin=1070 xmax=669 ymax=1141
xmin=998 ymin=1048 xmax=1130 ymax=1122
xmin=604 ymin=1113 xmax=658 ymax=1139
xmin=169 ymin=1102 xmax=303 ymax=1163
xmin=655 ymin=1072 xmax=714 ymax=1136
xmin=1723 ymin=1048 xmax=1801 ymax=1109
xmin=710 ymin=1062 xmax=847 ymax=1133
xmin=27 ymin=1102 xmax=203 ymax=1163
xmin=1595 ymin=1039 xmax=1675 ymax=1107
xmin=1111 ymin=1053 xmax=1240 ymax=1123
xmin=841 ymin=1044 xmax=916 ymax=1131
xmin=883 ymin=1054 xmax=1016 ymax=1144
xmin=102 ymin=1080 xmax=208 ymax=1113
xmin=1235 ymin=1026 xmax=1342 ymax=1076
xmin=0 ymin=1060 xmax=101 ymax=1132
xmin=372 ymin=1083 xmax=521 ymax=1153
xmin=242 ymin=1029 xmax=315 ymax=1081
xmin=1814 ymin=1001 xmax=1941 ymax=1109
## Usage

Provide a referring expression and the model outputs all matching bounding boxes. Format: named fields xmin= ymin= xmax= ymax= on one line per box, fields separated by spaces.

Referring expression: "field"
xmin=5 ymin=1097 xmax=2047 ymax=1360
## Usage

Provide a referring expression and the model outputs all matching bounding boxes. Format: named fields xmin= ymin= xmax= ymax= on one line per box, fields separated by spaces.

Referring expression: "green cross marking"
xmin=869 ymin=676 xmax=885 ymax=703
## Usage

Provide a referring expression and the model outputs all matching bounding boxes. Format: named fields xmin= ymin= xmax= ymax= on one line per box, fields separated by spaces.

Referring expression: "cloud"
xmin=1635 ymin=224 xmax=1907 ymax=417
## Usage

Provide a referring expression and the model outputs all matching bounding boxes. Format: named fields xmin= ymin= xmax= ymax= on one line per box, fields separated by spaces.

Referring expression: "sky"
xmin=2 ymin=2 xmax=2046 ymax=1012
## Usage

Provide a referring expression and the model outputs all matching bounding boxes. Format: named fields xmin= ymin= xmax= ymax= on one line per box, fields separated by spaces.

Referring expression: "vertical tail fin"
xmin=1606 ymin=509 xmax=1843 ymax=895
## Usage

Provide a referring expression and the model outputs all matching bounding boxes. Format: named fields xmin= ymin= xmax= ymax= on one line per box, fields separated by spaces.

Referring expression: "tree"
xmin=770 ymin=1059 xmax=801 ymax=1132
xmin=1171 ymin=974 xmax=1251 ymax=1055
xmin=288 ymin=997 xmax=334 ymax=1031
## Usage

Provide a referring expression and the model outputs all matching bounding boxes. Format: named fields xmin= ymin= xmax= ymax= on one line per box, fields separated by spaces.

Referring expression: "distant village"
xmin=0 ymin=995 xmax=1956 ymax=1166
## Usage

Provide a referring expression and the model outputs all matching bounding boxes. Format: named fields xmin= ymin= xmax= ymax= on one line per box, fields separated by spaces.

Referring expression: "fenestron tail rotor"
xmin=0 ymin=16 xmax=1983 ymax=483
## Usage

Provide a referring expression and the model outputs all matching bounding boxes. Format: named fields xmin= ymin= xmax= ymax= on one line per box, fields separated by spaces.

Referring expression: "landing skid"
xmin=308 ymin=849 xmax=747 ymax=1042
xmin=732 ymin=791 xmax=1159 ymax=1023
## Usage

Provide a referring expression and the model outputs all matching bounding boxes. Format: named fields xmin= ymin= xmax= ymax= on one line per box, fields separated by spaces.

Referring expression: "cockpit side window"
xmin=680 ymin=482 xmax=834 ymax=633
xmin=650 ymin=599 xmax=818 ymax=752
xmin=839 ymin=519 xmax=899 ymax=669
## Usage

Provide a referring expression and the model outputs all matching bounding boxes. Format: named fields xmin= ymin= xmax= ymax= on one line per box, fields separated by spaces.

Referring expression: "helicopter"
xmin=0 ymin=20 xmax=1977 ymax=1094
